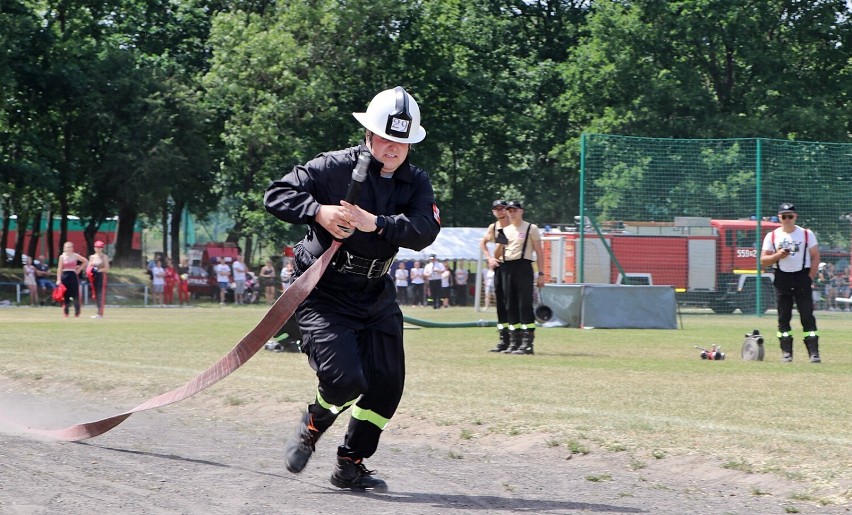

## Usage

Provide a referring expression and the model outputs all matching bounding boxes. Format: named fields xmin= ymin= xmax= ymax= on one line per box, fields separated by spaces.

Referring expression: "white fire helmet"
xmin=352 ymin=86 xmax=426 ymax=144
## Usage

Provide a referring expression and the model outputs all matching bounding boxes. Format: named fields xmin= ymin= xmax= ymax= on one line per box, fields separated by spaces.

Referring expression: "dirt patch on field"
xmin=0 ymin=378 xmax=848 ymax=514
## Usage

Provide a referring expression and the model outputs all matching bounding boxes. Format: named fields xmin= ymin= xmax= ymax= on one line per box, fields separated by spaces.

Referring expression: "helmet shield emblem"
xmin=385 ymin=86 xmax=413 ymax=139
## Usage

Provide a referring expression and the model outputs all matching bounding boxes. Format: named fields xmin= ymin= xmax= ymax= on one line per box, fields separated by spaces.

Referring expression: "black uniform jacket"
xmin=264 ymin=143 xmax=440 ymax=291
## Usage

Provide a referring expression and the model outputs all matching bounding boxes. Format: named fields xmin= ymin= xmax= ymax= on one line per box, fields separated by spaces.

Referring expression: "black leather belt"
xmin=331 ymin=250 xmax=395 ymax=279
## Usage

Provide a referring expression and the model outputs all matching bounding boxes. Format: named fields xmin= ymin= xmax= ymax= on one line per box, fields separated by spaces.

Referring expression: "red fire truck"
xmin=541 ymin=217 xmax=782 ymax=313
xmin=186 ymin=242 xmax=241 ymax=298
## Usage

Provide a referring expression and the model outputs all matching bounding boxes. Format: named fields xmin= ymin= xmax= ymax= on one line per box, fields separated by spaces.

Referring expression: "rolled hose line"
xmin=403 ymin=315 xmax=497 ymax=328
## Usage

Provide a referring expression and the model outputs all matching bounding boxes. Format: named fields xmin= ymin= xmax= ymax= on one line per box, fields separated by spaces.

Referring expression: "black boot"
xmin=804 ymin=335 xmax=821 ymax=363
xmin=779 ymin=334 xmax=794 ymax=363
xmin=512 ymin=329 xmax=535 ymax=355
xmin=284 ymin=407 xmax=334 ymax=473
xmin=330 ymin=455 xmax=388 ymax=492
xmin=489 ymin=328 xmax=510 ymax=352
xmin=502 ymin=329 xmax=522 ymax=353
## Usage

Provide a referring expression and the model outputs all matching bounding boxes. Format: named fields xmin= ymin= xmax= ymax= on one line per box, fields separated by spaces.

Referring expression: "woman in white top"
xmin=151 ymin=259 xmax=166 ymax=306
xmin=394 ymin=262 xmax=409 ymax=305
xmin=409 ymin=261 xmax=425 ymax=306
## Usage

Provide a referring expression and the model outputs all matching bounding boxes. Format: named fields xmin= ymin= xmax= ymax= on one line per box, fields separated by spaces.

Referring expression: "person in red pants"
xmin=177 ymin=257 xmax=190 ymax=305
xmin=163 ymin=258 xmax=178 ymax=305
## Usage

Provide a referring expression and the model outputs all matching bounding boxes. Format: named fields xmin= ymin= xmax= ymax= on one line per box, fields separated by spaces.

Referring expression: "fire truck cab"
xmin=541 ymin=217 xmax=781 ymax=313
xmin=186 ymin=242 xmax=240 ymax=298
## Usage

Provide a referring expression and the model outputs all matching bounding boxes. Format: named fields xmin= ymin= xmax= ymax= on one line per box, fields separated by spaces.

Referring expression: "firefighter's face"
xmin=506 ymin=206 xmax=523 ymax=221
xmin=367 ymin=132 xmax=409 ymax=173
xmin=780 ymin=212 xmax=796 ymax=225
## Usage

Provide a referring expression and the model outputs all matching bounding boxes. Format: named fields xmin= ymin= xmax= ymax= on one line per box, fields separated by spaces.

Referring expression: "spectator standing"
xmin=87 ymin=241 xmax=110 ymax=317
xmin=35 ymin=254 xmax=57 ymax=304
xmin=56 ymin=241 xmax=88 ymax=318
xmin=454 ymin=261 xmax=469 ymax=307
xmin=214 ymin=259 xmax=231 ymax=306
xmin=483 ymin=268 xmax=495 ymax=310
xmin=825 ymin=262 xmax=838 ymax=310
xmin=409 ymin=260 xmax=425 ymax=306
xmin=423 ymin=255 xmax=445 ymax=309
xmin=280 ymin=261 xmax=295 ymax=292
xmin=23 ymin=256 xmax=38 ymax=306
xmin=178 ymin=257 xmax=190 ymax=305
xmin=151 ymin=259 xmax=166 ymax=306
xmin=500 ymin=200 xmax=545 ymax=355
xmin=163 ymin=258 xmax=178 ymax=305
xmin=814 ymin=262 xmax=829 ymax=310
xmin=760 ymin=202 xmax=821 ymax=363
xmin=263 ymin=86 xmax=439 ymax=491
xmin=440 ymin=260 xmax=452 ymax=308
xmin=834 ymin=266 xmax=849 ymax=311
xmin=232 ymin=254 xmax=248 ymax=305
xmin=480 ymin=199 xmax=511 ymax=351
xmin=394 ymin=262 xmax=409 ymax=305
xmin=260 ymin=259 xmax=277 ymax=304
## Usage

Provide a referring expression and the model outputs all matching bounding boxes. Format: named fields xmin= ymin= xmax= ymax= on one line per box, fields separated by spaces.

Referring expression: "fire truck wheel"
xmin=710 ymin=301 xmax=735 ymax=314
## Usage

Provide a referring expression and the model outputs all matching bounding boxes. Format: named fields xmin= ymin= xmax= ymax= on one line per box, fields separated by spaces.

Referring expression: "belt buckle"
xmin=335 ymin=251 xmax=355 ymax=274
xmin=366 ymin=254 xmax=395 ymax=279
xmin=366 ymin=258 xmax=384 ymax=279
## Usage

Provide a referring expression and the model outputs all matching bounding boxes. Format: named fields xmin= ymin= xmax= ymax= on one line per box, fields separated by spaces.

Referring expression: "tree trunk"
xmin=12 ymin=211 xmax=28 ymax=268
xmin=170 ymin=200 xmax=184 ymax=264
xmin=161 ymin=203 xmax=169 ymax=260
xmin=46 ymin=209 xmax=55 ymax=265
xmin=83 ymin=219 xmax=101 ymax=255
xmin=0 ymin=200 xmax=10 ymax=269
xmin=243 ymin=234 xmax=253 ymax=267
xmin=114 ymin=205 xmax=140 ymax=267
xmin=58 ymin=193 xmax=69 ymax=253
xmin=27 ymin=211 xmax=43 ymax=259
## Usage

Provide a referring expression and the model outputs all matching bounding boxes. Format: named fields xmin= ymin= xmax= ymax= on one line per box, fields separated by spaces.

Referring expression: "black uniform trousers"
xmin=429 ymin=278 xmax=442 ymax=308
xmin=493 ymin=264 xmax=508 ymax=325
xmin=773 ymin=269 xmax=817 ymax=333
xmin=90 ymin=270 xmax=105 ymax=316
xmin=296 ymin=269 xmax=404 ymax=460
xmin=61 ymin=271 xmax=80 ymax=316
xmin=502 ymin=259 xmax=535 ymax=326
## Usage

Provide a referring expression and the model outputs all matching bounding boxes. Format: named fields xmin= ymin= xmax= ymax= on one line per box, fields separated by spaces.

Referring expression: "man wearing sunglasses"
xmin=760 ymin=203 xmax=821 ymax=363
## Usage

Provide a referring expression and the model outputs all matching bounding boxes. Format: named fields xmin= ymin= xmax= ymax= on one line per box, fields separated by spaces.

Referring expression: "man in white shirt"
xmin=409 ymin=261 xmax=425 ymax=306
xmin=232 ymin=254 xmax=248 ymax=304
xmin=760 ymin=203 xmax=821 ymax=363
xmin=423 ymin=255 xmax=445 ymax=309
xmin=214 ymin=259 xmax=232 ymax=306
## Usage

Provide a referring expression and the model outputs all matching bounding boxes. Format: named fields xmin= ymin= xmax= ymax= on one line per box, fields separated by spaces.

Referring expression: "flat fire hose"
xmin=11 ymin=241 xmax=341 ymax=442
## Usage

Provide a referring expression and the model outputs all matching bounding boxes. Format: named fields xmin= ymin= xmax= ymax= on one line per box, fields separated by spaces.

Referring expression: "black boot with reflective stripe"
xmin=804 ymin=335 xmax=821 ymax=363
xmin=778 ymin=333 xmax=794 ymax=363
xmin=511 ymin=329 xmax=535 ymax=355
xmin=489 ymin=328 xmax=510 ymax=352
xmin=330 ymin=456 xmax=388 ymax=492
xmin=284 ymin=410 xmax=322 ymax=473
xmin=502 ymin=329 xmax=523 ymax=353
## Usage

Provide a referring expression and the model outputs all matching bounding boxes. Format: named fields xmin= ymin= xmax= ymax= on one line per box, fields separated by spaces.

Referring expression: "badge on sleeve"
xmin=432 ymin=204 xmax=441 ymax=225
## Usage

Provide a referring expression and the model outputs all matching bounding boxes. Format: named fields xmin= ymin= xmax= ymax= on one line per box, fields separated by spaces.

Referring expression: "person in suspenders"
xmin=499 ymin=200 xmax=546 ymax=355
xmin=480 ymin=199 xmax=511 ymax=351
xmin=760 ymin=203 xmax=822 ymax=363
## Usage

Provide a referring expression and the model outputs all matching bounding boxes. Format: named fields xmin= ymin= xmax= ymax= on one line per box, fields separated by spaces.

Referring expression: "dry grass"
xmin=1 ymin=305 xmax=850 ymax=501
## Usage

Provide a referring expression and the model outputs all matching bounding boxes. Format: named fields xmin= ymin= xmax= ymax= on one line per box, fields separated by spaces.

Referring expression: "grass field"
xmin=1 ymin=304 xmax=850 ymax=505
